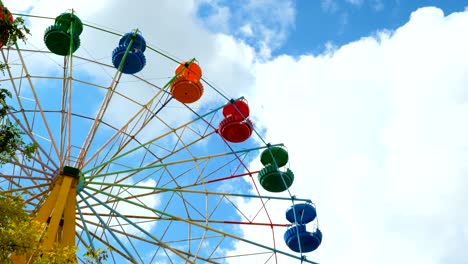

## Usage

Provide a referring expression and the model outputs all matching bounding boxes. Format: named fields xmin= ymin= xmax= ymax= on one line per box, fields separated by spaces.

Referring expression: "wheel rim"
xmin=0 ymin=12 xmax=318 ymax=264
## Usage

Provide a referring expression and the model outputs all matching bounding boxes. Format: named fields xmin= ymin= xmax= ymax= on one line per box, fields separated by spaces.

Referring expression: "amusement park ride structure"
xmin=0 ymin=4 xmax=322 ymax=263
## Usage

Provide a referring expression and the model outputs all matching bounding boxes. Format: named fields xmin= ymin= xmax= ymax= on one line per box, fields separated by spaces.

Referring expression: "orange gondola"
xmin=170 ymin=61 xmax=204 ymax=103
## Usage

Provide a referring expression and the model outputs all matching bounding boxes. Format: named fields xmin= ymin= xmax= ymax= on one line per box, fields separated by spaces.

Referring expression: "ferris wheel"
xmin=0 ymin=5 xmax=322 ymax=264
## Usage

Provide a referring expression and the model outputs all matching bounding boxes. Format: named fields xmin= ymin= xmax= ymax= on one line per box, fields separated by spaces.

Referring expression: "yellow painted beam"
xmin=42 ymin=175 xmax=73 ymax=249
xmin=34 ymin=179 xmax=62 ymax=223
xmin=10 ymin=255 xmax=26 ymax=263
xmin=13 ymin=173 xmax=79 ymax=263
xmin=62 ymin=178 xmax=77 ymax=245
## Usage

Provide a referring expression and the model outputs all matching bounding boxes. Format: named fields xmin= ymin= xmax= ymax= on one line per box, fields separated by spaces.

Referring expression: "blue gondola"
xmin=285 ymin=203 xmax=317 ymax=224
xmin=112 ymin=32 xmax=146 ymax=74
xmin=284 ymin=225 xmax=322 ymax=253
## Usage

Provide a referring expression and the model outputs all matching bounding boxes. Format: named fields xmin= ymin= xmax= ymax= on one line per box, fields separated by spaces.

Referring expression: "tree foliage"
xmin=0 ymin=193 xmax=77 ymax=263
xmin=0 ymin=193 xmax=42 ymax=262
xmin=0 ymin=88 xmax=37 ymax=165
xmin=0 ymin=16 xmax=30 ymax=46
xmin=0 ymin=193 xmax=109 ymax=263
xmin=0 ymin=4 xmax=37 ymax=165
xmin=0 ymin=4 xmax=31 ymax=74
xmin=83 ymin=247 xmax=110 ymax=264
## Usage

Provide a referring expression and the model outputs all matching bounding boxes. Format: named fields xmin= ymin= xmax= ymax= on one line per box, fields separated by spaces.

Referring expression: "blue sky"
xmin=197 ymin=0 xmax=467 ymax=56
xmin=280 ymin=0 xmax=467 ymax=55
xmin=2 ymin=0 xmax=468 ymax=263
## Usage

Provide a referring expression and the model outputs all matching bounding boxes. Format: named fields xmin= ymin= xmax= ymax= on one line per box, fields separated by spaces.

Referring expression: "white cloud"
xmin=195 ymin=0 xmax=295 ymax=58
xmin=2 ymin=0 xmax=40 ymax=12
xmin=240 ymin=6 xmax=468 ymax=264
xmin=239 ymin=24 xmax=253 ymax=37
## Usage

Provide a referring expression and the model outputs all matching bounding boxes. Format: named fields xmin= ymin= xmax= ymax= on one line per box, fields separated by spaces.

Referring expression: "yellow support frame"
xmin=12 ymin=173 xmax=78 ymax=263
xmin=37 ymin=174 xmax=78 ymax=248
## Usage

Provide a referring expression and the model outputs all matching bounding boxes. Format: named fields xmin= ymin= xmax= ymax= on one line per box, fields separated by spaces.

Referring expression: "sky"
xmin=2 ymin=0 xmax=468 ymax=263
